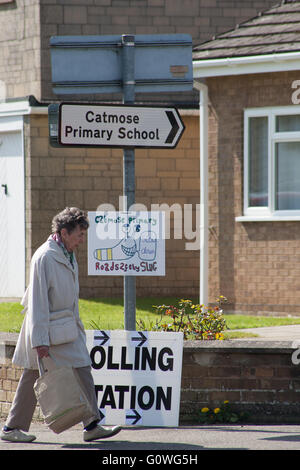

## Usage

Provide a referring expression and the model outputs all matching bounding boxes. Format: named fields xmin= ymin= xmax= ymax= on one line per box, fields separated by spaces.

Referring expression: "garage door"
xmin=0 ymin=117 xmax=25 ymax=298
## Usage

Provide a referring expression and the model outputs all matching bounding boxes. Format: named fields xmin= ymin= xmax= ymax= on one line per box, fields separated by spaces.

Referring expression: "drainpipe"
xmin=193 ymin=80 xmax=209 ymax=306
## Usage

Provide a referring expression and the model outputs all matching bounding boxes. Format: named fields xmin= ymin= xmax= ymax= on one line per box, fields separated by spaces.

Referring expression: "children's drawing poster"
xmin=87 ymin=211 xmax=165 ymax=276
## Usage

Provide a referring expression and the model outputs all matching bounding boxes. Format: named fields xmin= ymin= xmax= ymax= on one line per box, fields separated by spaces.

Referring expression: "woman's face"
xmin=61 ymin=225 xmax=87 ymax=252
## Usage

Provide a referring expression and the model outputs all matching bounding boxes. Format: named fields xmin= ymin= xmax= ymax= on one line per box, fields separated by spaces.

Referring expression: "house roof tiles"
xmin=193 ymin=0 xmax=300 ymax=60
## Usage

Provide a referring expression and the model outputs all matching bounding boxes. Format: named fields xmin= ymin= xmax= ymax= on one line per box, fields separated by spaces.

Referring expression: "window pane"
xmin=248 ymin=116 xmax=268 ymax=206
xmin=276 ymin=115 xmax=300 ymax=132
xmin=276 ymin=142 xmax=300 ymax=210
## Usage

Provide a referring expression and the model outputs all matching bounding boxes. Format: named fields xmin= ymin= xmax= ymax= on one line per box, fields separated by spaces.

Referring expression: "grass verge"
xmin=1 ymin=298 xmax=300 ymax=338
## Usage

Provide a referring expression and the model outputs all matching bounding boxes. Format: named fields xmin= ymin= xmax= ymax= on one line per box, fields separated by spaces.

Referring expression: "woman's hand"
xmin=36 ymin=345 xmax=50 ymax=358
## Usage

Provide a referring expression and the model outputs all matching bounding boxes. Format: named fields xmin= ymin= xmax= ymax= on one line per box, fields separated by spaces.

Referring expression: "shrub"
xmin=136 ymin=296 xmax=228 ymax=340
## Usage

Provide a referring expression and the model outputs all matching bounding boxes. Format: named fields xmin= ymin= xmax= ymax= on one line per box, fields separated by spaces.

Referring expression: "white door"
xmin=0 ymin=116 xmax=25 ymax=298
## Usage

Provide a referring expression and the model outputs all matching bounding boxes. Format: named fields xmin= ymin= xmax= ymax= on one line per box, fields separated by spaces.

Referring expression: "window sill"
xmin=236 ymin=215 xmax=300 ymax=222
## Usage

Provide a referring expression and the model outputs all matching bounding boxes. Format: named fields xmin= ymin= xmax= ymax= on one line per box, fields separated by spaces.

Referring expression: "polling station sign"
xmin=86 ymin=330 xmax=183 ymax=427
xmin=87 ymin=211 xmax=165 ymax=276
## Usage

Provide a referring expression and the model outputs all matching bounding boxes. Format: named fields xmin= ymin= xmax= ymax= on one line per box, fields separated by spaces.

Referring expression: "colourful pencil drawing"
xmin=93 ymin=223 xmax=157 ymax=262
xmin=88 ymin=211 xmax=165 ymax=276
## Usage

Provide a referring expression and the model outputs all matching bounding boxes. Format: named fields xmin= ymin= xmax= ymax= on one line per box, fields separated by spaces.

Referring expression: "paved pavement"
xmin=230 ymin=324 xmax=300 ymax=342
xmin=2 ymin=325 xmax=300 ymax=455
xmin=1 ymin=422 xmax=300 ymax=453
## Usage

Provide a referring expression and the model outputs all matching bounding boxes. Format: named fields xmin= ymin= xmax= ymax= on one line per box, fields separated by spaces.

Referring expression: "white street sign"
xmin=59 ymin=103 xmax=185 ymax=148
xmin=87 ymin=211 xmax=165 ymax=276
xmin=86 ymin=330 xmax=184 ymax=427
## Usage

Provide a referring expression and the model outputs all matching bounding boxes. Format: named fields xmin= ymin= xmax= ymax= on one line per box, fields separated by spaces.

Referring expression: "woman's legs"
xmin=74 ymin=366 xmax=100 ymax=428
xmin=74 ymin=366 xmax=121 ymax=441
xmin=5 ymin=369 xmax=39 ymax=432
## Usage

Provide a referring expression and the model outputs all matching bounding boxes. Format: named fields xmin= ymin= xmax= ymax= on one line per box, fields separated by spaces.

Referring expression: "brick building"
xmin=0 ymin=0 xmax=277 ymax=301
xmin=193 ymin=0 xmax=300 ymax=314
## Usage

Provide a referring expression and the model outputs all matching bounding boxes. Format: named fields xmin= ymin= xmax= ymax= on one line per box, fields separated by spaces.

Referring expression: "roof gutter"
xmin=193 ymin=51 xmax=300 ymax=78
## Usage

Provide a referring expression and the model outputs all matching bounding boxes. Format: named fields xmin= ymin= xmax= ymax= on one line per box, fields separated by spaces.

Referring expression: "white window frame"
xmin=236 ymin=105 xmax=300 ymax=222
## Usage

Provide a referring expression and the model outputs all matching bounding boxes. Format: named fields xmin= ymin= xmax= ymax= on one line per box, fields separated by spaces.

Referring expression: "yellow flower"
xmin=223 ymin=400 xmax=229 ymax=404
xmin=214 ymin=408 xmax=221 ymax=414
xmin=201 ymin=407 xmax=209 ymax=413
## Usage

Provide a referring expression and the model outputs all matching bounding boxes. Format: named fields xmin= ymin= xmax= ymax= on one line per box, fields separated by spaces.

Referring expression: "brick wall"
xmin=0 ymin=0 xmax=289 ymax=305
xmin=0 ymin=334 xmax=42 ymax=421
xmin=0 ymin=0 xmax=41 ymax=99
xmin=181 ymin=340 xmax=300 ymax=423
xmin=2 ymin=334 xmax=300 ymax=424
xmin=0 ymin=0 xmax=277 ymax=102
xmin=207 ymin=70 xmax=300 ymax=314
xmin=39 ymin=0 xmax=277 ymax=103
xmin=26 ymin=112 xmax=200 ymax=298
xmin=38 ymin=0 xmax=278 ymax=50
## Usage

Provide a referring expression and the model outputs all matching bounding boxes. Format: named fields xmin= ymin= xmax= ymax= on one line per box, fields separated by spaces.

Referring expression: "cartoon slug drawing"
xmin=94 ymin=223 xmax=136 ymax=261
xmin=93 ymin=223 xmax=157 ymax=262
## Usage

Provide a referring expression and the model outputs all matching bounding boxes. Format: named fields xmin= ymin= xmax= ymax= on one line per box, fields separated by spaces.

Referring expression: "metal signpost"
xmin=49 ymin=33 xmax=192 ymax=331
xmin=122 ymin=35 xmax=136 ymax=331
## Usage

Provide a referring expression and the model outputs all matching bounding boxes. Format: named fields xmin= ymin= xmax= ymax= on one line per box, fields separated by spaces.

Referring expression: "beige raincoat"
xmin=12 ymin=236 xmax=91 ymax=370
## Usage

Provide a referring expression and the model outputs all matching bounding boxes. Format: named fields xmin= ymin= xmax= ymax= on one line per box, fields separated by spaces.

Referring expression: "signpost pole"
xmin=122 ymin=34 xmax=136 ymax=331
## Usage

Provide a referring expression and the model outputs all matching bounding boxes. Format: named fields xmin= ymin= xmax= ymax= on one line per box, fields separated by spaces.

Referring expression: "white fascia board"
xmin=193 ymin=51 xmax=300 ymax=78
xmin=0 ymin=99 xmax=48 ymax=117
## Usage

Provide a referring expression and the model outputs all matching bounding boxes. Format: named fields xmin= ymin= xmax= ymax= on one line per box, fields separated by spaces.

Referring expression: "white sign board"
xmin=87 ymin=211 xmax=165 ymax=276
xmin=59 ymin=103 xmax=185 ymax=148
xmin=86 ymin=330 xmax=183 ymax=427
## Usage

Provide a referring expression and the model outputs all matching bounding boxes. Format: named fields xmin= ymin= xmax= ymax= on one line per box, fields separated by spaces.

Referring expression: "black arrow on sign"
xmin=94 ymin=330 xmax=110 ymax=346
xmin=98 ymin=409 xmax=105 ymax=423
xmin=131 ymin=331 xmax=147 ymax=347
xmin=165 ymin=110 xmax=179 ymax=145
xmin=126 ymin=409 xmax=141 ymax=425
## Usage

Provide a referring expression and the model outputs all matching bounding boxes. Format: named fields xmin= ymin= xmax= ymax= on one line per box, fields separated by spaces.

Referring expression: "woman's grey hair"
xmin=51 ymin=207 xmax=89 ymax=234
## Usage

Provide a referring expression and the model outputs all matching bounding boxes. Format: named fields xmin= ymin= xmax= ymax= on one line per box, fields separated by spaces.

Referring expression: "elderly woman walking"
xmin=1 ymin=207 xmax=121 ymax=443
